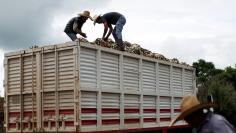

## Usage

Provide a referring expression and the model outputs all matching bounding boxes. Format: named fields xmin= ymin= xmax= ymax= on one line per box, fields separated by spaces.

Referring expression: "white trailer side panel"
xmin=4 ymin=41 xmax=196 ymax=132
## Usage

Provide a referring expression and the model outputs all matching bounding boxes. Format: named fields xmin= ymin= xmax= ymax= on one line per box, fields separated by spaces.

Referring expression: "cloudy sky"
xmin=1 ymin=0 xmax=236 ymax=96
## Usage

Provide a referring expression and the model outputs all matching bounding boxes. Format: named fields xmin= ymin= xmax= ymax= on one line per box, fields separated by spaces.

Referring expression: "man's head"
xmin=93 ymin=15 xmax=103 ymax=25
xmin=79 ymin=10 xmax=92 ymax=21
xmin=170 ymin=95 xmax=214 ymax=127
xmin=184 ymin=108 xmax=207 ymax=127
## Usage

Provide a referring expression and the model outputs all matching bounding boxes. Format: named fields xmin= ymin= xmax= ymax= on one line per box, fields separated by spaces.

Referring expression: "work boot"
xmin=120 ymin=43 xmax=125 ymax=51
xmin=117 ymin=39 xmax=125 ymax=51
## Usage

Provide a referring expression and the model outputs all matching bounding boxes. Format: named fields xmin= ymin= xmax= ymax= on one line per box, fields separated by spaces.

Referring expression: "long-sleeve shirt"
xmin=64 ymin=16 xmax=86 ymax=34
xmin=193 ymin=112 xmax=236 ymax=133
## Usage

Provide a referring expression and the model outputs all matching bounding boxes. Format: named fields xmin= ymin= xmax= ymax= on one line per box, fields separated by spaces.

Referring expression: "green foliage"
xmin=193 ymin=59 xmax=236 ymax=127
xmin=193 ymin=59 xmax=218 ymax=85
xmin=208 ymin=81 xmax=236 ymax=125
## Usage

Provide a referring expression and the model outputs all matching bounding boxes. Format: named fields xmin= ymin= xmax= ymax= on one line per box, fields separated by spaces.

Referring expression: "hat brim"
xmin=79 ymin=13 xmax=93 ymax=21
xmin=169 ymin=103 xmax=215 ymax=126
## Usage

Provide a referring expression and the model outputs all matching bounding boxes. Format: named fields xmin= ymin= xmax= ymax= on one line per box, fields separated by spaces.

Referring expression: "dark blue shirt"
xmin=101 ymin=12 xmax=123 ymax=28
xmin=193 ymin=112 xmax=235 ymax=133
xmin=64 ymin=16 xmax=86 ymax=33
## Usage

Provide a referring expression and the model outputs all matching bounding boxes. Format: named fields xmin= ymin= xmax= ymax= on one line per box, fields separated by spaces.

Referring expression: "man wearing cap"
xmin=93 ymin=12 xmax=126 ymax=51
xmin=64 ymin=11 xmax=92 ymax=41
xmin=170 ymin=95 xmax=235 ymax=133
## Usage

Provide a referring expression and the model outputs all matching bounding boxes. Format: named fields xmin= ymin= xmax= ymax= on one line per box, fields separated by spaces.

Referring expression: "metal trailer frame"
xmin=4 ymin=40 xmax=196 ymax=133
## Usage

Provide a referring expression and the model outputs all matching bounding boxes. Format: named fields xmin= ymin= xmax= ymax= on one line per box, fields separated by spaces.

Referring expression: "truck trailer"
xmin=4 ymin=40 xmax=196 ymax=132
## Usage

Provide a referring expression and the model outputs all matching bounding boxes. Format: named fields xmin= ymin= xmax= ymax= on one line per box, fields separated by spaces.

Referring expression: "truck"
xmin=4 ymin=40 xmax=196 ymax=133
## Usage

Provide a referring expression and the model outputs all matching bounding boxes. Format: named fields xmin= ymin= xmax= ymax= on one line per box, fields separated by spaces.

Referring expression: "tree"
xmin=192 ymin=59 xmax=236 ymax=127
xmin=208 ymin=80 xmax=236 ymax=125
xmin=192 ymin=59 xmax=222 ymax=87
xmin=193 ymin=59 xmax=223 ymax=102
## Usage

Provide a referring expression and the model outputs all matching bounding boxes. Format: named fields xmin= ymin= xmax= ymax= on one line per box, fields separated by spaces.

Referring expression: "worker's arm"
xmin=73 ymin=22 xmax=87 ymax=38
xmin=104 ymin=25 xmax=113 ymax=41
xmin=102 ymin=22 xmax=109 ymax=40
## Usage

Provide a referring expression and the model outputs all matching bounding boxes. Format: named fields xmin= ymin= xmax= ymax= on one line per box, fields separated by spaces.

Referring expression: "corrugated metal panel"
xmin=124 ymin=94 xmax=139 ymax=109
xmin=124 ymin=94 xmax=140 ymax=128
xmin=23 ymin=94 xmax=36 ymax=112
xmin=81 ymin=91 xmax=97 ymax=117
xmin=43 ymin=92 xmax=56 ymax=131
xmin=101 ymin=93 xmax=120 ymax=119
xmin=159 ymin=64 xmax=170 ymax=95
xmin=123 ymin=57 xmax=139 ymax=92
xmin=59 ymin=91 xmax=74 ymax=109
xmin=8 ymin=95 xmax=20 ymax=131
xmin=8 ymin=95 xmax=20 ymax=113
xmin=142 ymin=61 xmax=156 ymax=92
xmin=143 ymin=96 xmax=156 ymax=127
xmin=101 ymin=52 xmax=119 ymax=90
xmin=23 ymin=56 xmax=36 ymax=93
xmin=102 ymin=93 xmax=120 ymax=109
xmin=58 ymin=90 xmax=75 ymax=131
xmin=22 ymin=94 xmax=36 ymax=131
xmin=143 ymin=96 xmax=156 ymax=117
xmin=80 ymin=47 xmax=97 ymax=90
xmin=42 ymin=48 xmax=76 ymax=132
xmin=80 ymin=91 xmax=97 ymax=131
xmin=159 ymin=96 xmax=171 ymax=126
xmin=42 ymin=52 xmax=56 ymax=91
xmin=173 ymin=97 xmax=185 ymax=125
xmin=58 ymin=49 xmax=74 ymax=91
xmin=173 ymin=97 xmax=181 ymax=117
xmin=172 ymin=67 xmax=182 ymax=95
xmin=8 ymin=58 xmax=21 ymax=94
xmin=43 ymin=92 xmax=55 ymax=110
xmin=184 ymin=70 xmax=194 ymax=95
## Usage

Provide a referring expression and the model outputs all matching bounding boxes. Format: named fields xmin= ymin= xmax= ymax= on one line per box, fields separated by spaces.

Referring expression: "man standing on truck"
xmin=64 ymin=10 xmax=93 ymax=41
xmin=170 ymin=95 xmax=236 ymax=133
xmin=93 ymin=12 xmax=126 ymax=51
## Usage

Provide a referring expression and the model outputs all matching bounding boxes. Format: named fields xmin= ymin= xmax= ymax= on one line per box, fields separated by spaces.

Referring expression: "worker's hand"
xmin=81 ymin=33 xmax=87 ymax=38
xmin=103 ymin=37 xmax=108 ymax=41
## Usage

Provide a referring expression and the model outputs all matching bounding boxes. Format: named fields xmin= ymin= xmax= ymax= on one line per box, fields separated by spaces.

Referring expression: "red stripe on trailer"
xmin=51 ymin=121 xmax=56 ymax=127
xmin=81 ymin=108 xmax=97 ymax=113
xmin=143 ymin=109 xmax=156 ymax=113
xmin=124 ymin=108 xmax=139 ymax=113
xmin=160 ymin=109 xmax=171 ymax=113
xmin=160 ymin=117 xmax=171 ymax=121
xmin=44 ymin=121 xmax=56 ymax=127
xmin=23 ymin=111 xmax=36 ymax=116
xmin=65 ymin=121 xmax=74 ymax=126
xmin=102 ymin=119 xmax=120 ymax=125
xmin=124 ymin=118 xmax=139 ymax=123
xmin=59 ymin=109 xmax=74 ymax=115
xmin=102 ymin=108 xmax=120 ymax=113
xmin=23 ymin=123 xmax=28 ymax=128
xmin=82 ymin=120 xmax=97 ymax=125
xmin=44 ymin=110 xmax=55 ymax=115
xmin=44 ymin=122 xmax=48 ymax=127
xmin=9 ymin=112 xmax=20 ymax=117
xmin=9 ymin=123 xmax=16 ymax=128
xmin=144 ymin=118 xmax=156 ymax=122
xmin=174 ymin=109 xmax=181 ymax=112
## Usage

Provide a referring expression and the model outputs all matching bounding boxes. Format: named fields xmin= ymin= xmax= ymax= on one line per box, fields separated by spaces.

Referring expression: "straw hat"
xmin=79 ymin=10 xmax=92 ymax=20
xmin=93 ymin=14 xmax=101 ymax=25
xmin=170 ymin=95 xmax=214 ymax=126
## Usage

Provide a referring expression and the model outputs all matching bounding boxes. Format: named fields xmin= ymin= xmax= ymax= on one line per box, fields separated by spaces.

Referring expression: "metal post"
xmin=119 ymin=54 xmax=124 ymax=129
xmin=96 ymin=49 xmax=102 ymax=130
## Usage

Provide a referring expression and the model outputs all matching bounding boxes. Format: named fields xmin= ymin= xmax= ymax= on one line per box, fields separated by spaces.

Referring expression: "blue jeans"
xmin=65 ymin=32 xmax=77 ymax=41
xmin=112 ymin=16 xmax=126 ymax=43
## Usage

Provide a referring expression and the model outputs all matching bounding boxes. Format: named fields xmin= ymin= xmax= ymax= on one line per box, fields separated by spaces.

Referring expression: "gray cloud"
xmin=0 ymin=0 xmax=109 ymax=50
